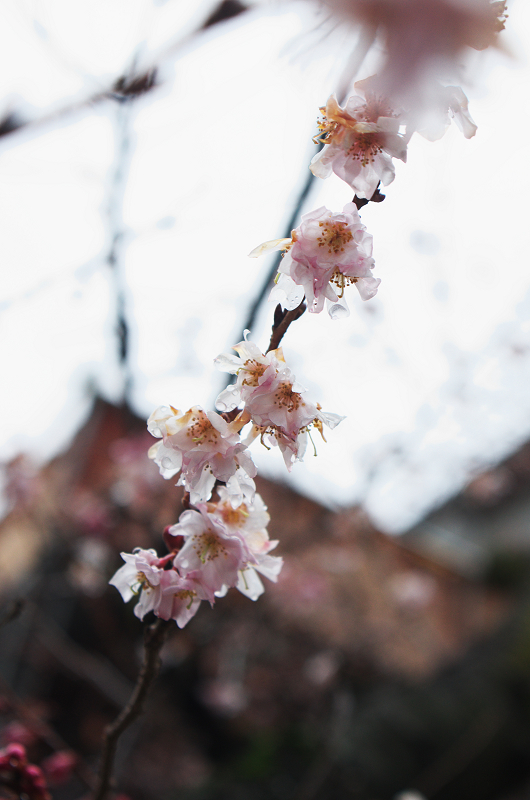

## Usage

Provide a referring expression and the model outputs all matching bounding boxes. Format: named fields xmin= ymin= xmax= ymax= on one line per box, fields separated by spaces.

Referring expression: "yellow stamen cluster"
xmin=219 ymin=503 xmax=249 ymax=528
xmin=194 ymin=531 xmax=228 ymax=563
xmin=317 ymin=221 xmax=353 ymax=254
xmin=133 ymin=571 xmax=156 ymax=595
xmin=272 ymin=382 xmax=303 ymax=412
xmin=172 ymin=589 xmax=196 ymax=610
xmin=313 ymin=111 xmax=340 ymax=145
xmin=188 ymin=412 xmax=219 ymax=445
xmin=240 ymin=359 xmax=267 ymax=387
xmin=348 ymin=132 xmax=384 ymax=167
xmin=313 ymin=94 xmax=394 ymax=165
xmin=330 ymin=269 xmax=358 ymax=298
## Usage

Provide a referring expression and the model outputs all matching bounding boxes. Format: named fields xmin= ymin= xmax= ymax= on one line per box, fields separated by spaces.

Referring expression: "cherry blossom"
xmin=310 ymin=94 xmax=407 ymax=198
xmin=0 ymin=744 xmax=50 ymax=800
xmin=412 ymin=84 xmax=478 ymax=141
xmin=355 ymin=76 xmax=478 ymax=142
xmin=147 ymin=405 xmax=256 ymax=504
xmin=252 ymin=203 xmax=378 ymax=318
xmin=169 ymin=507 xmax=254 ymax=602
xmin=215 ymin=338 xmax=345 ymax=469
xmin=157 ymin=570 xmax=206 ymax=628
xmin=321 ymin=0 xmax=508 ymax=106
xmin=109 ymin=548 xmax=166 ymax=620
xmin=109 ymin=548 xmax=208 ymax=626
xmin=210 ymin=488 xmax=283 ymax=600
xmin=214 ymin=337 xmax=290 ymax=413
xmin=215 ymin=338 xmax=314 ymax=434
xmin=245 ymin=406 xmax=344 ymax=471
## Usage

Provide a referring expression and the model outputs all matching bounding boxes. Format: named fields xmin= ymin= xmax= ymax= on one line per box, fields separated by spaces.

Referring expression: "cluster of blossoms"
xmin=0 ymin=744 xmax=50 ymax=800
xmin=251 ymin=79 xmax=480 ymax=318
xmin=215 ymin=337 xmax=344 ymax=467
xmin=310 ymin=92 xmax=408 ymax=199
xmin=110 ymin=336 xmax=342 ymax=625
xmin=110 ymin=489 xmax=282 ymax=627
xmin=252 ymin=202 xmax=378 ymax=319
xmin=109 ymin=14 xmax=505 ymax=626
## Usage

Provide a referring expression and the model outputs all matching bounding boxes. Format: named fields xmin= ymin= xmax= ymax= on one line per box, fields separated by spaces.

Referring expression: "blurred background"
xmin=1 ymin=0 xmax=530 ymax=798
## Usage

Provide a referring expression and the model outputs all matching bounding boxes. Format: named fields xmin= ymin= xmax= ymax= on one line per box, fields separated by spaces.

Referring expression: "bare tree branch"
xmin=267 ymin=302 xmax=307 ymax=353
xmin=93 ymin=617 xmax=173 ymax=800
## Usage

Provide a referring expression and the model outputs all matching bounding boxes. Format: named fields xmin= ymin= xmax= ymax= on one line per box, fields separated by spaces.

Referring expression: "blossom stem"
xmin=353 ymin=184 xmax=386 ymax=211
xmin=93 ymin=617 xmax=173 ymax=800
xmin=267 ymin=300 xmax=306 ymax=353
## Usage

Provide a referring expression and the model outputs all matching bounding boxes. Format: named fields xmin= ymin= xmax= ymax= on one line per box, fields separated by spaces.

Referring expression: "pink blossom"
xmin=109 ymin=548 xmax=207 ymax=626
xmin=157 ymin=570 xmax=206 ymax=628
xmin=170 ymin=507 xmax=253 ymax=601
xmin=216 ymin=339 xmax=316 ymax=436
xmin=210 ymin=488 xmax=283 ymax=600
xmin=214 ymin=337 xmax=289 ymax=413
xmin=109 ymin=548 xmax=165 ymax=620
xmin=216 ymin=339 xmax=344 ymax=469
xmin=412 ymin=84 xmax=477 ymax=141
xmin=321 ymin=0 xmax=507 ymax=109
xmin=255 ymin=203 xmax=379 ymax=318
xmin=0 ymin=744 xmax=50 ymax=800
xmin=310 ymin=94 xmax=407 ymax=199
xmin=244 ymin=407 xmax=344 ymax=472
xmin=246 ymin=424 xmax=309 ymax=471
xmin=41 ymin=752 xmax=77 ymax=786
xmin=148 ymin=405 xmax=256 ymax=504
xmin=246 ymin=377 xmax=318 ymax=438
xmin=354 ymin=75 xmax=478 ymax=142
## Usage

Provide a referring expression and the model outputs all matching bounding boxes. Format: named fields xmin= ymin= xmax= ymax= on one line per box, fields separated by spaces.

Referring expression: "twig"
xmin=353 ymin=185 xmax=386 ymax=211
xmin=93 ymin=617 xmax=173 ymax=800
xmin=267 ymin=301 xmax=306 ymax=353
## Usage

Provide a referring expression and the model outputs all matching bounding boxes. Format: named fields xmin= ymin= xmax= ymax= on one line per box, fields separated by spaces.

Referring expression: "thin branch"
xmin=93 ymin=617 xmax=173 ymax=800
xmin=267 ymin=301 xmax=306 ymax=352
xmin=353 ymin=185 xmax=386 ymax=210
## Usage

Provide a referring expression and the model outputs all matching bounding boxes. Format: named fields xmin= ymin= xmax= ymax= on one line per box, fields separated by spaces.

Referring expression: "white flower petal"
xmin=248 ymin=237 xmax=292 ymax=258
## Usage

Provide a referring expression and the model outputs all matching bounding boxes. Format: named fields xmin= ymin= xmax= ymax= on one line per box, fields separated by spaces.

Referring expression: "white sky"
xmin=0 ymin=0 xmax=529 ymax=532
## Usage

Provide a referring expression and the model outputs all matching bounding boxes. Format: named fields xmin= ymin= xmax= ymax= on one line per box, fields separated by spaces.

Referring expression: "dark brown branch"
xmin=353 ymin=185 xmax=386 ymax=211
xmin=267 ymin=301 xmax=306 ymax=352
xmin=93 ymin=617 xmax=173 ymax=800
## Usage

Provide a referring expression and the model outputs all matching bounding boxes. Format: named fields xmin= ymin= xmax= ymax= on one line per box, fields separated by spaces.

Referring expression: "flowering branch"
xmin=93 ymin=617 xmax=173 ymax=800
xmin=102 ymin=7 xmax=508 ymax=795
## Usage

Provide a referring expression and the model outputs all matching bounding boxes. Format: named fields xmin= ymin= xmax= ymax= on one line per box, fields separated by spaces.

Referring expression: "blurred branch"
xmin=93 ymin=617 xmax=173 ymax=800
xmin=0 ymin=1 xmax=252 ymax=144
